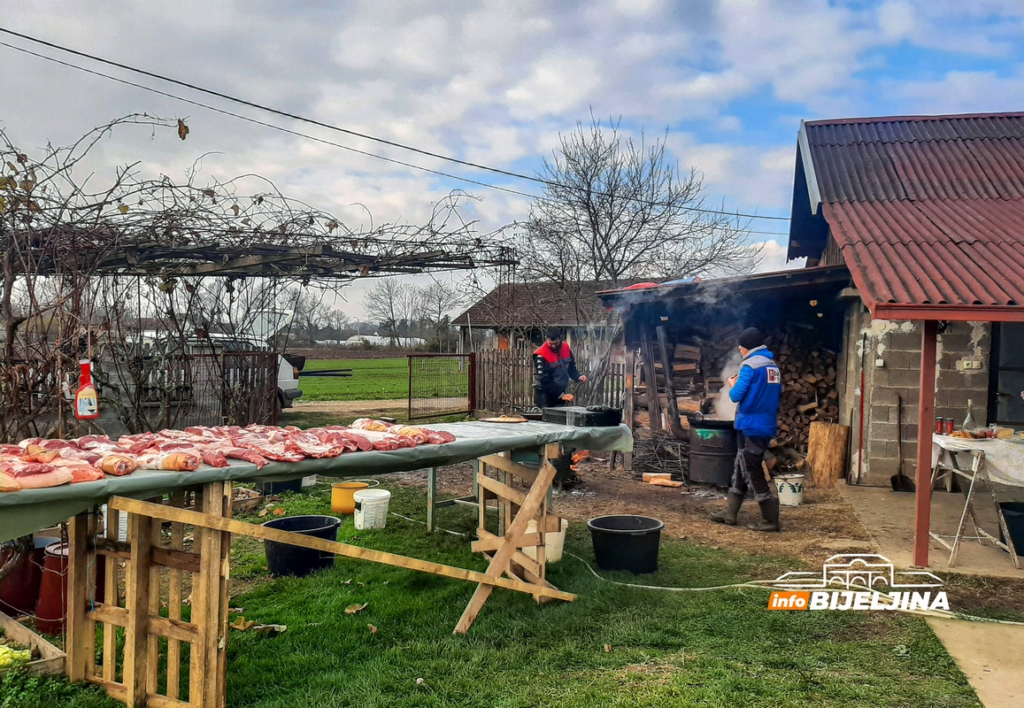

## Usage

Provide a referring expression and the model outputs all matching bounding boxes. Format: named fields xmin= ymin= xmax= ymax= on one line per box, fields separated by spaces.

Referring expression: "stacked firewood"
xmin=768 ymin=331 xmax=839 ymax=451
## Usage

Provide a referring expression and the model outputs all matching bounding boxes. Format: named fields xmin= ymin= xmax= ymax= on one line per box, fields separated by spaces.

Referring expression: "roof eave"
xmin=870 ymin=303 xmax=1024 ymax=322
xmin=797 ymin=120 xmax=822 ymax=214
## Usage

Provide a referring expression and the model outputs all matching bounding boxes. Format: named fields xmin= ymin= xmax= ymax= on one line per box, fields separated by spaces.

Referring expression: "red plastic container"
xmin=0 ymin=537 xmax=50 ymax=615
xmin=35 ymin=542 xmax=69 ymax=635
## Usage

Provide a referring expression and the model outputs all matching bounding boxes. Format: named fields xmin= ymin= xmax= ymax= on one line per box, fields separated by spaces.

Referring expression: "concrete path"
xmin=927 ymin=618 xmax=1024 ymax=708
xmin=841 ymin=485 xmax=1024 ymax=578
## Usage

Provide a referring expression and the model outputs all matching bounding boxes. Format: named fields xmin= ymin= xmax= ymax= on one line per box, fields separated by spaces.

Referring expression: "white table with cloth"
xmin=930 ymin=435 xmax=1024 ymax=569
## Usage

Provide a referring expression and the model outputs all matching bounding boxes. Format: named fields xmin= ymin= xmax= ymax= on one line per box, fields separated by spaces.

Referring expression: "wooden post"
xmin=66 ymin=512 xmax=94 ymax=682
xmin=640 ymin=328 xmax=662 ymax=433
xmin=624 ymin=348 xmax=635 ymax=472
xmin=914 ymin=320 xmax=938 ymax=567
xmin=426 ymin=467 xmax=437 ymax=532
xmin=123 ymin=512 xmax=154 ymax=707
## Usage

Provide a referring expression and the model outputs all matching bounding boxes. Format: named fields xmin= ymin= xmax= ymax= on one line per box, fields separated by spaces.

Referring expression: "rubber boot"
xmin=748 ymin=498 xmax=780 ymax=532
xmin=709 ymin=492 xmax=743 ymax=525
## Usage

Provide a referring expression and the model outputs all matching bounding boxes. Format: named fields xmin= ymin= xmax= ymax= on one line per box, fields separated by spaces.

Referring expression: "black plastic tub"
xmin=587 ymin=515 xmax=664 ymax=574
xmin=999 ymin=502 xmax=1024 ymax=553
xmin=262 ymin=515 xmax=342 ymax=577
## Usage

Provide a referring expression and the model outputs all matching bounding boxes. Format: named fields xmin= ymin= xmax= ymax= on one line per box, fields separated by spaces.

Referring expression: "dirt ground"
xmin=389 ymin=455 xmax=1024 ymax=615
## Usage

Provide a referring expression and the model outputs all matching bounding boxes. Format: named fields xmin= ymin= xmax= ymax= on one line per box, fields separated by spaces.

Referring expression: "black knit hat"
xmin=545 ymin=327 xmax=563 ymax=341
xmin=737 ymin=327 xmax=764 ymax=349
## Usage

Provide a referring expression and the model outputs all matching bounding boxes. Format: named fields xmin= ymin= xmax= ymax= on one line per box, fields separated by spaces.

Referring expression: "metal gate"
xmin=408 ymin=353 xmax=476 ymax=420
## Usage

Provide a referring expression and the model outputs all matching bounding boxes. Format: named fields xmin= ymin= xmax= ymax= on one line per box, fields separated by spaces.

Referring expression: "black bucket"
xmin=587 ymin=515 xmax=664 ymax=574
xmin=262 ymin=515 xmax=342 ymax=577
xmin=998 ymin=502 xmax=1024 ymax=553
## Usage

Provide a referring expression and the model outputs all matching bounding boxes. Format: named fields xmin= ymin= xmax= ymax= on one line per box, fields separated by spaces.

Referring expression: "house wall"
xmin=842 ymin=312 xmax=991 ymax=486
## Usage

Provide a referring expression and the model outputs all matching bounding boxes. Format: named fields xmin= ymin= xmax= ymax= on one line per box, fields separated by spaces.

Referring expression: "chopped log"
xmin=649 ymin=478 xmax=684 ymax=488
xmin=797 ymin=402 xmax=818 ymax=414
xmin=806 ymin=422 xmax=850 ymax=488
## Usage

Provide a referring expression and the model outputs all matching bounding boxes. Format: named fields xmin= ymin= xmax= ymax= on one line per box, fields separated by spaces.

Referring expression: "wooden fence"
xmin=475 ymin=348 xmax=627 ymax=414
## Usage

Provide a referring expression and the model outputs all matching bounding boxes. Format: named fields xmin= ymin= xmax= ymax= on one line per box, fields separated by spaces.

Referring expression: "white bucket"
xmin=774 ymin=474 xmax=805 ymax=506
xmin=523 ymin=518 xmax=569 ymax=563
xmin=301 ymin=475 xmax=317 ymax=488
xmin=353 ymin=489 xmax=391 ymax=530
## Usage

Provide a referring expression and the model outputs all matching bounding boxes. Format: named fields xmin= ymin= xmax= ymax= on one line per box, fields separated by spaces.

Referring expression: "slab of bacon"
xmin=15 ymin=468 xmax=73 ymax=489
xmin=1 ymin=472 xmax=19 ymax=492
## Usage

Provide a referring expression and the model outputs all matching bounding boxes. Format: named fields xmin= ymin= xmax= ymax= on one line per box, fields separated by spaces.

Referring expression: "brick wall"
xmin=849 ymin=318 xmax=990 ymax=486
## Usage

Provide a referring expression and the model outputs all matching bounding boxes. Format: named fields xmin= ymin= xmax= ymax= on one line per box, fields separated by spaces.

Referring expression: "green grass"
xmin=299 ymin=358 xmax=471 ymax=403
xmin=0 ymin=671 xmax=121 ymax=708
xmin=300 ymin=359 xmax=409 ymax=401
xmin=222 ymin=484 xmax=979 ymax=708
xmin=17 ymin=485 xmax=981 ymax=707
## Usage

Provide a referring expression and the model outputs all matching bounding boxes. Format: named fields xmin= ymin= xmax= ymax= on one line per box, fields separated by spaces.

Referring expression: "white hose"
xmin=565 ymin=553 xmax=1024 ymax=626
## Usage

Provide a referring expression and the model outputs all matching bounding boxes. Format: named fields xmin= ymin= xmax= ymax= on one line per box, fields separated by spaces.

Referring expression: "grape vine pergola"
xmin=0 ymin=115 xmax=515 ymax=442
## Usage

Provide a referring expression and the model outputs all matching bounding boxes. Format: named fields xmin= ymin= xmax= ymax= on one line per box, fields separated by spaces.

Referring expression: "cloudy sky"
xmin=2 ymin=1 xmax=1023 ymax=318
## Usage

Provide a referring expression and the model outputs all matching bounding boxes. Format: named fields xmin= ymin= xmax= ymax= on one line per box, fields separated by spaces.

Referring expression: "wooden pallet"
xmin=67 ymin=485 xmax=232 ymax=708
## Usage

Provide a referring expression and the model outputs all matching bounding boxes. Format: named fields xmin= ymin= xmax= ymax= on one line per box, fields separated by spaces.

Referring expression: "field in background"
xmin=299 ymin=358 xmax=408 ymax=401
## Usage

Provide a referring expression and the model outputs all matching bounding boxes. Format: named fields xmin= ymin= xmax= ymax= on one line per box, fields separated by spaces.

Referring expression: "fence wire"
xmin=408 ymin=354 xmax=475 ymax=420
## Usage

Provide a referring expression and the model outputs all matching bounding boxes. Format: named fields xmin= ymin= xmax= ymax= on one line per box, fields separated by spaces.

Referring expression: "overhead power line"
xmin=0 ymin=25 xmax=792 ymax=226
xmin=0 ymin=39 xmax=793 ymax=240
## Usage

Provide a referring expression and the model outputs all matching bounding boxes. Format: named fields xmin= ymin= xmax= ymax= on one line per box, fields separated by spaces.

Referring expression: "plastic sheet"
xmin=0 ymin=421 xmax=631 ymax=541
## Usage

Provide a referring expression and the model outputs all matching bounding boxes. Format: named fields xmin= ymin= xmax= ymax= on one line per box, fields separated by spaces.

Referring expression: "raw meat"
xmin=200 ymin=450 xmax=229 ymax=468
xmin=136 ymin=452 xmax=201 ymax=472
xmin=99 ymin=455 xmax=138 ymax=476
xmin=223 ymin=448 xmax=268 ymax=469
xmin=1 ymin=472 xmax=19 ymax=492
xmin=69 ymin=466 xmax=106 ymax=483
xmin=15 ymin=468 xmax=73 ymax=489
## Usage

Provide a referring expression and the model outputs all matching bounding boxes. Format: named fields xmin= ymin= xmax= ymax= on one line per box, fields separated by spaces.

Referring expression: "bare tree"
xmin=520 ymin=116 xmax=755 ymax=293
xmin=362 ymin=280 xmax=419 ymax=346
xmin=287 ymin=288 xmax=331 ymax=345
xmin=418 ymin=280 xmax=464 ymax=350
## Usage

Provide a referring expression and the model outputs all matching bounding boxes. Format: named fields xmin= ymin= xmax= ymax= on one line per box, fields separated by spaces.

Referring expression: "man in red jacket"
xmin=533 ymin=328 xmax=587 ymax=409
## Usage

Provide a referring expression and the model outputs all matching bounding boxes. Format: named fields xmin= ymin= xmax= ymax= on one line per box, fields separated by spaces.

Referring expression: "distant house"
xmin=453 ymin=280 xmax=660 ymax=352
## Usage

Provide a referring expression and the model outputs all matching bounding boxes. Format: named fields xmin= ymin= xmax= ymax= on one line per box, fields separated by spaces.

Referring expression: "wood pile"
xmin=768 ymin=331 xmax=840 ymax=451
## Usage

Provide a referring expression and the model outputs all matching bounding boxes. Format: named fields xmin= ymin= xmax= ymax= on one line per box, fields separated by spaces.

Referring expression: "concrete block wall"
xmin=854 ymin=319 xmax=990 ymax=486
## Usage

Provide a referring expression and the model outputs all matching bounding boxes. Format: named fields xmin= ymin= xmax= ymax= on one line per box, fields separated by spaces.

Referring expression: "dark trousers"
xmin=730 ymin=432 xmax=774 ymax=502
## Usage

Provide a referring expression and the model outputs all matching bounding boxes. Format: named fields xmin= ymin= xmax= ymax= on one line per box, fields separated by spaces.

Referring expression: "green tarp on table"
xmin=0 ymin=421 xmax=632 ymax=542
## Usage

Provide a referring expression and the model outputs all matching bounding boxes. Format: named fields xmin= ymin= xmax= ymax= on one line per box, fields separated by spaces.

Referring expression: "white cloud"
xmin=3 ymin=0 xmax=1024 ymax=318
xmin=505 ymin=56 xmax=602 ymax=117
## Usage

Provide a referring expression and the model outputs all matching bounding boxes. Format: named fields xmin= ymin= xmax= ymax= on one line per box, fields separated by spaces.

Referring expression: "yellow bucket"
xmin=331 ymin=481 xmax=378 ymax=514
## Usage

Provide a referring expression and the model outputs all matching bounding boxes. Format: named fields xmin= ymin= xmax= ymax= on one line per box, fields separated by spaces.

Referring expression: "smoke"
xmin=712 ymin=349 xmax=744 ymax=421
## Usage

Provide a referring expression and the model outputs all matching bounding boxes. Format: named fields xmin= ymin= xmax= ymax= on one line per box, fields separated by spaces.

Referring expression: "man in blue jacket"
xmin=710 ymin=328 xmax=782 ymax=532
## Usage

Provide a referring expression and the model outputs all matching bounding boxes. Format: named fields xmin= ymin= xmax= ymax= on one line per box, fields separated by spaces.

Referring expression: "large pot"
xmin=687 ymin=413 xmax=737 ymax=486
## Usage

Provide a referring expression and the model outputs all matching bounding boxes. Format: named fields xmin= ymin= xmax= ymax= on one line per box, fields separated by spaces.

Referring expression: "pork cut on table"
xmin=136 ymin=451 xmax=201 ymax=472
xmin=99 ymin=455 xmax=138 ymax=476
xmin=12 ymin=468 xmax=73 ymax=489
xmin=222 ymin=448 xmax=268 ymax=469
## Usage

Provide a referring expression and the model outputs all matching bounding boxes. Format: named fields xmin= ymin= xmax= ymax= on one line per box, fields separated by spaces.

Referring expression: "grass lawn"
xmin=300 ymin=359 xmax=409 ymax=401
xmin=13 ymin=483 xmax=980 ymax=708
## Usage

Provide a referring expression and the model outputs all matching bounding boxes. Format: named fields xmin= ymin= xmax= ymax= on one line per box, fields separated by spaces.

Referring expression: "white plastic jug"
xmin=353 ymin=488 xmax=391 ymax=530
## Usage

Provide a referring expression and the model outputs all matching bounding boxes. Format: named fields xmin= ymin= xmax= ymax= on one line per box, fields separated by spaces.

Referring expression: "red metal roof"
xmin=802 ymin=112 xmax=1024 ymax=321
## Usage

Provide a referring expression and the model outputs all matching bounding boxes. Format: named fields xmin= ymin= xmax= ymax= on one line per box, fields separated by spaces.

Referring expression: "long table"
xmin=2 ymin=421 xmax=631 ymax=708
xmin=0 ymin=421 xmax=631 ymax=542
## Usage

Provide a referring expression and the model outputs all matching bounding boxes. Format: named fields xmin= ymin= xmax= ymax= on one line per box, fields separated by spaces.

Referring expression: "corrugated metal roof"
xmin=453 ymin=280 xmax=656 ymax=328
xmin=823 ymin=200 xmax=1024 ymax=308
xmin=800 ymin=112 xmax=1024 ymax=320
